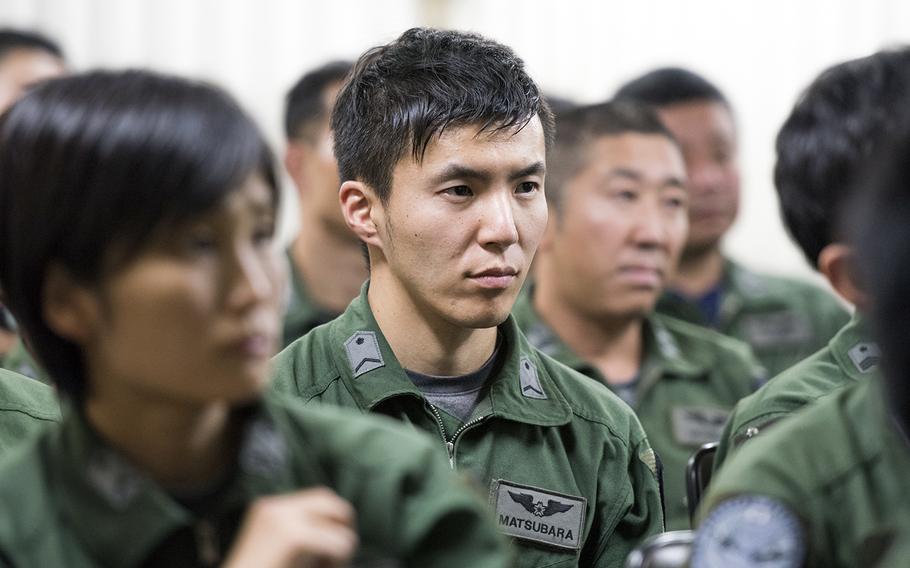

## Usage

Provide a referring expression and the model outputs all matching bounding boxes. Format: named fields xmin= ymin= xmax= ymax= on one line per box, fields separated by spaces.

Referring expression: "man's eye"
xmin=443 ymin=185 xmax=473 ymax=197
xmin=253 ymin=225 xmax=275 ymax=246
xmin=664 ymin=196 xmax=687 ymax=209
xmin=516 ymin=181 xmax=539 ymax=194
xmin=615 ymin=189 xmax=638 ymax=202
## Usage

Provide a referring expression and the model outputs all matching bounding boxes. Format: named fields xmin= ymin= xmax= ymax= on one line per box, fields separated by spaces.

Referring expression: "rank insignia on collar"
xmin=240 ymin=419 xmax=288 ymax=476
xmin=344 ymin=331 xmax=385 ymax=377
xmin=519 ymin=356 xmax=547 ymax=399
xmin=87 ymin=448 xmax=144 ymax=510
xmin=848 ymin=342 xmax=880 ymax=374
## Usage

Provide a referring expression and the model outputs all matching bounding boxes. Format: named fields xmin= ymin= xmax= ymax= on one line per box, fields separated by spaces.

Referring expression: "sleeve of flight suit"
xmin=286 ymin=402 xmax=512 ymax=568
xmin=587 ymin=426 xmax=665 ymax=567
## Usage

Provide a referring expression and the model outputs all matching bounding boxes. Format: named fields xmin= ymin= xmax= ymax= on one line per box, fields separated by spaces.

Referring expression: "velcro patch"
xmin=344 ymin=331 xmax=385 ymax=377
xmin=519 ymin=356 xmax=547 ymax=399
xmin=671 ymin=407 xmax=729 ymax=447
xmin=691 ymin=495 xmax=805 ymax=568
xmin=741 ymin=312 xmax=812 ymax=349
xmin=848 ymin=342 xmax=881 ymax=374
xmin=491 ymin=479 xmax=585 ymax=550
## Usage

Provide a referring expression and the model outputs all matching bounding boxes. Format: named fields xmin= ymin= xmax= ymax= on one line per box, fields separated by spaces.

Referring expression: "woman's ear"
xmin=42 ymin=264 xmax=101 ymax=346
xmin=340 ymin=180 xmax=385 ymax=251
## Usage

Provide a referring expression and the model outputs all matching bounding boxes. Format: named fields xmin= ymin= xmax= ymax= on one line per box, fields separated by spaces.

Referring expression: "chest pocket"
xmin=491 ymin=479 xmax=586 ymax=567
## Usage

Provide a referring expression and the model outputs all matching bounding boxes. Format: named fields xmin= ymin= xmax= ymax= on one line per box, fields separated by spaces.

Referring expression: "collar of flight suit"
xmin=46 ymin=398 xmax=307 ymax=566
xmin=326 ymin=281 xmax=574 ymax=427
xmin=827 ymin=312 xmax=879 ymax=382
xmin=717 ymin=258 xmax=797 ymax=320
xmin=282 ymin=249 xmax=339 ymax=341
xmin=511 ymin=289 xmax=707 ymax=399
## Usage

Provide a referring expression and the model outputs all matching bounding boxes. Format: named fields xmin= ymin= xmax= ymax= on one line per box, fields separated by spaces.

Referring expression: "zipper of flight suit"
xmin=427 ymin=404 xmax=488 ymax=469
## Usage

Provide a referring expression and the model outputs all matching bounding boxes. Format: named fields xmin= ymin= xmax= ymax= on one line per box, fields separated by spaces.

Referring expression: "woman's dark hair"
xmin=0 ymin=69 xmax=278 ymax=401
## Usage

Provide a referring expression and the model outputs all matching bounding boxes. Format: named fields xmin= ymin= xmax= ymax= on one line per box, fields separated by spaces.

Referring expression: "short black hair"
xmin=852 ymin=123 xmax=910 ymax=424
xmin=331 ymin=27 xmax=554 ymax=203
xmin=0 ymin=28 xmax=64 ymax=61
xmin=0 ymin=70 xmax=277 ymax=402
xmin=284 ymin=60 xmax=352 ymax=141
xmin=547 ymin=99 xmax=678 ymax=211
xmin=614 ymin=67 xmax=728 ymax=108
xmin=542 ymin=93 xmax=578 ymax=118
xmin=775 ymin=47 xmax=910 ymax=267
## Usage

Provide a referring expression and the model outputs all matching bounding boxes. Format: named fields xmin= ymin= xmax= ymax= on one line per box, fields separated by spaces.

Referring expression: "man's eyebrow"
xmin=431 ymin=161 xmax=547 ymax=185
xmin=606 ymin=168 xmax=643 ymax=181
xmin=509 ymin=161 xmax=546 ymax=181
xmin=662 ymin=176 xmax=687 ymax=189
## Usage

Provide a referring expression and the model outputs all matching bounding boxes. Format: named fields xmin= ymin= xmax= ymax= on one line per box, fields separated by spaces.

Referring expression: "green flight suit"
xmin=657 ymin=258 xmax=849 ymax=376
xmin=0 ymin=338 xmax=48 ymax=384
xmin=0 ymin=368 xmax=59 ymax=454
xmin=272 ymin=284 xmax=664 ymax=567
xmin=0 ymin=395 xmax=510 ymax=567
xmin=714 ymin=313 xmax=876 ymax=471
xmin=693 ymin=378 xmax=909 ymax=568
xmin=512 ymin=292 xmax=763 ymax=530
xmin=281 ymin=250 xmax=346 ymax=348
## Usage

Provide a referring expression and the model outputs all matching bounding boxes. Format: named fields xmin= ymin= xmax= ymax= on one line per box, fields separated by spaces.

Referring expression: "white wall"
xmin=2 ymin=0 xmax=908 ymax=283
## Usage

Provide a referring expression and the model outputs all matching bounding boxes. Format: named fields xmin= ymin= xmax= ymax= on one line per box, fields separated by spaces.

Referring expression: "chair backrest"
xmin=686 ymin=442 xmax=718 ymax=524
xmin=624 ymin=530 xmax=694 ymax=568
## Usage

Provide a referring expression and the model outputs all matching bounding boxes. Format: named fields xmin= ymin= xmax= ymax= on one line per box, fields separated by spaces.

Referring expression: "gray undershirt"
xmin=610 ymin=376 xmax=640 ymax=408
xmin=406 ymin=340 xmax=501 ymax=423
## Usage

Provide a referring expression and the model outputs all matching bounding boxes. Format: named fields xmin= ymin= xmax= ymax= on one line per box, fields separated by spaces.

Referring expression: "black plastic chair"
xmin=624 ymin=530 xmax=694 ymax=568
xmin=685 ymin=442 xmax=718 ymax=525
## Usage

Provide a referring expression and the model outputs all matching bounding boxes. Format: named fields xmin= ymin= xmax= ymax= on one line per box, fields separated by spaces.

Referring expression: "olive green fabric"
xmin=714 ymin=313 xmax=875 ymax=471
xmin=0 ymin=368 xmax=59 ymax=455
xmin=512 ymin=292 xmax=762 ymax=530
xmin=281 ymin=250 xmax=345 ymax=348
xmin=0 ymin=338 xmax=49 ymax=384
xmin=696 ymin=378 xmax=910 ymax=567
xmin=657 ymin=258 xmax=849 ymax=376
xmin=272 ymin=283 xmax=664 ymax=567
xmin=0 ymin=395 xmax=510 ymax=567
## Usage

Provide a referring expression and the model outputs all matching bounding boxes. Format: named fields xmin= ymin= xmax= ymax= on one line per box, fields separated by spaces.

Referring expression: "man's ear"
xmin=283 ymin=141 xmax=308 ymax=197
xmin=537 ymin=206 xmax=558 ymax=253
xmin=42 ymin=263 xmax=101 ymax=346
xmin=340 ymin=180 xmax=385 ymax=250
xmin=817 ymin=243 xmax=865 ymax=309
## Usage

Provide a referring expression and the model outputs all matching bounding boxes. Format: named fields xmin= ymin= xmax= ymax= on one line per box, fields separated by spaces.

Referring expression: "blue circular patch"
xmin=691 ymin=495 xmax=805 ymax=568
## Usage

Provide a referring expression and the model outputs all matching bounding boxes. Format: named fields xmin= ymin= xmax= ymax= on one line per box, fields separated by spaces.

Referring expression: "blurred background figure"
xmin=692 ymin=98 xmax=910 ymax=567
xmin=712 ymin=48 xmax=910 ymax=471
xmin=282 ymin=60 xmax=367 ymax=347
xmin=616 ymin=68 xmax=848 ymax=376
xmin=0 ymin=27 xmax=65 ymax=112
xmin=514 ymin=100 xmax=763 ymax=530
xmin=0 ymin=27 xmax=66 ymax=380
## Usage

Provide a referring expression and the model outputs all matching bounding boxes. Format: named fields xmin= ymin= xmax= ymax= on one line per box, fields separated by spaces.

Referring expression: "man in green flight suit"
xmin=511 ymin=100 xmax=764 ymax=530
xmin=272 ymin=28 xmax=664 ymax=566
xmin=615 ymin=68 xmax=848 ymax=376
xmin=281 ymin=60 xmax=367 ymax=347
xmin=712 ymin=48 xmax=910 ymax=471
xmin=692 ymin=125 xmax=910 ymax=566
